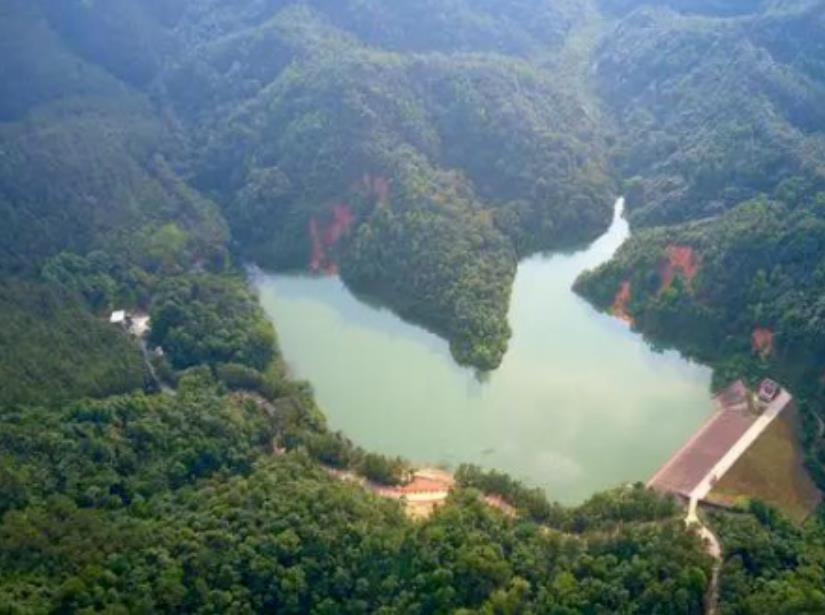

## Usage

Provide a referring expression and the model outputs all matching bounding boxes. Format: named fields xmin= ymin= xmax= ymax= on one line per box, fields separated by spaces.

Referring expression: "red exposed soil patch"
xmin=309 ymin=203 xmax=354 ymax=275
xmin=660 ymin=245 xmax=699 ymax=292
xmin=326 ymin=465 xmax=519 ymax=520
xmin=752 ymin=328 xmax=775 ymax=359
xmin=484 ymin=495 xmax=517 ymax=517
xmin=324 ymin=204 xmax=354 ymax=246
xmin=308 ymin=174 xmax=391 ymax=275
xmin=611 ymin=280 xmax=634 ymax=325
xmin=357 ymin=173 xmax=392 ymax=204
xmin=373 ymin=476 xmax=451 ymax=498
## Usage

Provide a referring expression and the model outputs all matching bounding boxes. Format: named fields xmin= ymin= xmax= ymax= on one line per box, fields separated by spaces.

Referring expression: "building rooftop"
xmin=758 ymin=379 xmax=780 ymax=403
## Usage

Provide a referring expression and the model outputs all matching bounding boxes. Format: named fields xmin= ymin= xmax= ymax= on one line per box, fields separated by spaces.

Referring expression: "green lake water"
xmin=253 ymin=199 xmax=713 ymax=504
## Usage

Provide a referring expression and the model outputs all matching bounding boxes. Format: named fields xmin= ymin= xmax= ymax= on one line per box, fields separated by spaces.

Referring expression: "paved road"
xmin=686 ymin=497 xmax=722 ymax=615
xmin=683 ymin=389 xmax=791 ymax=615
xmin=690 ymin=390 xmax=792 ymax=501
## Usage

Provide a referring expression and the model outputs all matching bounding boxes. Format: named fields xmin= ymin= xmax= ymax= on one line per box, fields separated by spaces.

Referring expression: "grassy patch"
xmin=708 ymin=406 xmax=822 ymax=524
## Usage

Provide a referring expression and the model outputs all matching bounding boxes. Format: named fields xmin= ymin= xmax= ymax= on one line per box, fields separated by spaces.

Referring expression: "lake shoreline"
xmin=253 ymin=198 xmax=714 ymax=504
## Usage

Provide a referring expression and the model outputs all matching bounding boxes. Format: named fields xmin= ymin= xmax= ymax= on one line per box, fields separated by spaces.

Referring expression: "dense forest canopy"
xmin=597 ymin=1 xmax=825 ymax=226
xmin=1 ymin=0 xmax=616 ymax=369
xmin=2 ymin=0 xmax=825 ymax=612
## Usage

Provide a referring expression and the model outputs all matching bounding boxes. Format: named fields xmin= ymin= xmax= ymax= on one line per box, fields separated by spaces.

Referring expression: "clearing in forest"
xmin=659 ymin=245 xmax=699 ymax=292
xmin=611 ymin=280 xmax=633 ymax=324
xmin=751 ymin=328 xmax=774 ymax=359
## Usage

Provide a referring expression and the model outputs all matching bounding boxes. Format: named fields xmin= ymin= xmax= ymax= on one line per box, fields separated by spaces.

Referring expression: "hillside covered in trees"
xmin=0 ymin=371 xmax=716 ymax=613
xmin=2 ymin=0 xmax=825 ymax=612
xmin=596 ymin=0 xmax=825 ymax=226
xmin=1 ymin=0 xmax=617 ymax=370
xmin=576 ymin=186 xmax=825 ymax=485
xmin=575 ymin=1 xmax=825 ymax=490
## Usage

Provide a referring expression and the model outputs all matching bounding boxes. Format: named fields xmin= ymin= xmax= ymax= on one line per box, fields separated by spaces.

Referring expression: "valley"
xmin=2 ymin=1 xmax=825 ymax=613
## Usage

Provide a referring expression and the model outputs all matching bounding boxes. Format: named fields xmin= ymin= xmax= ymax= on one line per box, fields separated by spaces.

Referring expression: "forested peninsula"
xmin=2 ymin=1 xmax=825 ymax=612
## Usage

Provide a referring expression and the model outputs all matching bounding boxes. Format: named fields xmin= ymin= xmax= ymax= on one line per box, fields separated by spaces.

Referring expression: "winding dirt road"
xmin=686 ymin=497 xmax=722 ymax=615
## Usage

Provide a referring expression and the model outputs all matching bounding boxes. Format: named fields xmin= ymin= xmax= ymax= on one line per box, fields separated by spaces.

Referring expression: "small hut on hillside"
xmin=110 ymin=310 xmax=128 ymax=327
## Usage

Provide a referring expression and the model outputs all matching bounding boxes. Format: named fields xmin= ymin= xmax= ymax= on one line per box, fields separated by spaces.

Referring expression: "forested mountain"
xmin=157 ymin=2 xmax=614 ymax=369
xmin=0 ymin=376 xmax=714 ymax=612
xmin=597 ymin=0 xmax=825 ymax=225
xmin=576 ymin=185 xmax=825 ymax=484
xmin=2 ymin=0 xmax=825 ymax=612
xmin=572 ymin=5 xmax=825 ymax=608
xmin=576 ymin=1 xmax=825 ymax=489
xmin=0 ymin=280 xmax=146 ymax=407
xmin=0 ymin=0 xmax=615 ymax=369
xmin=0 ymin=1 xmax=226 ymax=275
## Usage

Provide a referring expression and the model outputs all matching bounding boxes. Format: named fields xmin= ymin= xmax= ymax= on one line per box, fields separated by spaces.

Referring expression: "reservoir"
xmin=254 ymin=199 xmax=713 ymax=504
